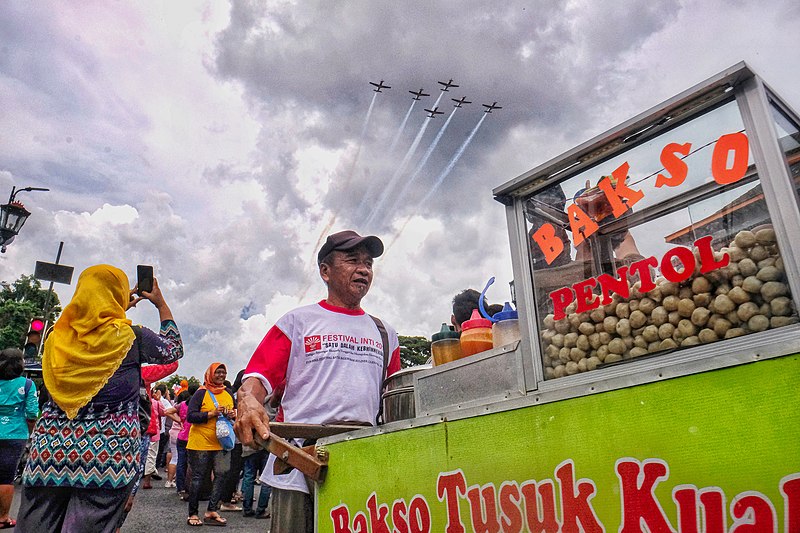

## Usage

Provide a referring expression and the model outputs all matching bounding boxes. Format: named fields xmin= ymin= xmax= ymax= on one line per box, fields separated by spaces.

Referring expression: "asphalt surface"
xmin=11 ymin=477 xmax=274 ymax=532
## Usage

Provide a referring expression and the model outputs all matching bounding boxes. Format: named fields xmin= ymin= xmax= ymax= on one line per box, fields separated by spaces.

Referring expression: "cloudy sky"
xmin=1 ymin=0 xmax=799 ymax=379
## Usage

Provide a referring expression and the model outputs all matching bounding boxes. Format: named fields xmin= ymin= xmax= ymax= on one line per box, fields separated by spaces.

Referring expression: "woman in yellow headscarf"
xmin=16 ymin=265 xmax=183 ymax=533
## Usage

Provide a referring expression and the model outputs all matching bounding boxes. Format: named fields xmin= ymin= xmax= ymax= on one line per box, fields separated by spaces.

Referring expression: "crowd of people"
xmin=0 ymin=229 xmax=401 ymax=532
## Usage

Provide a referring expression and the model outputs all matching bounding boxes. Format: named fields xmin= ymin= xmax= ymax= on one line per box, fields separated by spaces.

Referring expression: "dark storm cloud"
xmin=214 ymin=1 xmax=680 ymax=134
xmin=211 ymin=0 xmax=683 ymax=233
xmin=214 ymin=1 xmax=573 ymax=139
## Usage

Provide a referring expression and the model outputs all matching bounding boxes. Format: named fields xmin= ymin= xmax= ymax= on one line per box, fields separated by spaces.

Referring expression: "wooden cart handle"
xmin=253 ymin=433 xmax=329 ymax=484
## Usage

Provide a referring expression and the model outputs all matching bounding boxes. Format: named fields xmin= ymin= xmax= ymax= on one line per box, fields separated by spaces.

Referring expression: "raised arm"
xmin=141 ymin=361 xmax=179 ymax=385
xmin=131 ymin=277 xmax=184 ymax=365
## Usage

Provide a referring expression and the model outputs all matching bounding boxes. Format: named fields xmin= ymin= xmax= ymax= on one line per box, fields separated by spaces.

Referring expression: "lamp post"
xmin=0 ymin=186 xmax=49 ymax=253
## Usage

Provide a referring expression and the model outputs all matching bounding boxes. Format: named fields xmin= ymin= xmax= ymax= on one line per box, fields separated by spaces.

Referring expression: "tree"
xmin=0 ymin=275 xmax=61 ymax=351
xmin=398 ymin=335 xmax=431 ymax=368
xmin=163 ymin=374 xmax=201 ymax=389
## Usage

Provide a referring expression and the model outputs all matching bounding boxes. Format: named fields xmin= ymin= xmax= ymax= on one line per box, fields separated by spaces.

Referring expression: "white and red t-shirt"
xmin=243 ymin=300 xmax=400 ymax=492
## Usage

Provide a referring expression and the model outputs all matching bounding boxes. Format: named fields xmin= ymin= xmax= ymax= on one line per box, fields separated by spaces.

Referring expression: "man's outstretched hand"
xmin=234 ymin=377 xmax=270 ymax=446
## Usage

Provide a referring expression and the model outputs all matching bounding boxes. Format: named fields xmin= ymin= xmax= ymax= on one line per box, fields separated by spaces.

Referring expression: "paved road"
xmin=11 ymin=480 xmax=273 ymax=532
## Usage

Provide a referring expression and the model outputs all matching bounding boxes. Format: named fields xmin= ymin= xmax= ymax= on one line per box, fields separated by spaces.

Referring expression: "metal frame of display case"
xmin=494 ymin=62 xmax=800 ymax=400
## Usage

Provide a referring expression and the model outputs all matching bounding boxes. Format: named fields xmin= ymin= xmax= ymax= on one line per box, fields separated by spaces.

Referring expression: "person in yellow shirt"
xmin=185 ymin=363 xmax=235 ymax=527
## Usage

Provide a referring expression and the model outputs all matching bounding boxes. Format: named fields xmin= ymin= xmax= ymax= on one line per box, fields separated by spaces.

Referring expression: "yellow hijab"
xmin=43 ymin=264 xmax=136 ymax=419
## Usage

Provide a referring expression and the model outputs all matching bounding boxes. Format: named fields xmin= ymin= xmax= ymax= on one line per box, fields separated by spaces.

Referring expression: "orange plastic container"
xmin=459 ymin=309 xmax=493 ymax=357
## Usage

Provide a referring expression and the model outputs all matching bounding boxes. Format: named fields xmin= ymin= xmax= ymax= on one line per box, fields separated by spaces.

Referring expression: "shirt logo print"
xmin=304 ymin=335 xmax=321 ymax=353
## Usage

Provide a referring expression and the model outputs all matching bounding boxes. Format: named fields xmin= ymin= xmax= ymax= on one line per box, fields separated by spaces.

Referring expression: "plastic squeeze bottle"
xmin=431 ymin=323 xmax=463 ymax=366
xmin=492 ymin=302 xmax=520 ymax=348
xmin=460 ymin=309 xmax=493 ymax=357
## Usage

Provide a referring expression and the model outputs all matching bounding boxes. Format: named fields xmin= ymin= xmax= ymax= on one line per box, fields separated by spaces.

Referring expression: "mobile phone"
xmin=137 ymin=265 xmax=154 ymax=294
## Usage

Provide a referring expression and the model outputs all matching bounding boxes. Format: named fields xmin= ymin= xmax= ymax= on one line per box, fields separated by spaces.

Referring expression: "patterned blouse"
xmin=23 ymin=320 xmax=182 ymax=489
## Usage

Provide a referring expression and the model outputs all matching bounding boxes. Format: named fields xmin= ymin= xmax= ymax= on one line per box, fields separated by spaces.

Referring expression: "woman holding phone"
xmin=16 ymin=264 xmax=183 ymax=533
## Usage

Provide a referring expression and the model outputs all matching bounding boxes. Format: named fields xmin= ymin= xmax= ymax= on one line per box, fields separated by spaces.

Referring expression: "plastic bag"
xmin=208 ymin=390 xmax=236 ymax=451
xmin=216 ymin=415 xmax=235 ymax=451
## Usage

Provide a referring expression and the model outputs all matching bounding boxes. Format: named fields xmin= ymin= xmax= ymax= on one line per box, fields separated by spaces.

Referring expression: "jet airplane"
xmin=482 ymin=102 xmax=502 ymax=113
xmin=424 ymin=107 xmax=445 ymax=118
xmin=369 ymin=80 xmax=391 ymax=92
xmin=409 ymin=88 xmax=430 ymax=100
xmin=451 ymin=96 xmax=472 ymax=108
xmin=437 ymin=79 xmax=459 ymax=91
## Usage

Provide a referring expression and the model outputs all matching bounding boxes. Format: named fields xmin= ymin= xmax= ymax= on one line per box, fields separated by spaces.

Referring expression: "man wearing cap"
xmin=235 ymin=230 xmax=401 ymax=532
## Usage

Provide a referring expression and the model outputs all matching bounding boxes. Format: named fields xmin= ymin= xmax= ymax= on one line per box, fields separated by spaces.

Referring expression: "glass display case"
xmin=494 ymin=62 xmax=800 ymax=391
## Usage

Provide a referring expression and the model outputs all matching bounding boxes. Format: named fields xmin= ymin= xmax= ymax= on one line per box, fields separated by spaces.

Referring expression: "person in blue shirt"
xmin=0 ymin=347 xmax=38 ymax=529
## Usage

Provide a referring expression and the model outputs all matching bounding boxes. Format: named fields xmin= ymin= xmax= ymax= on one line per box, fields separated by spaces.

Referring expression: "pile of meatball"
xmin=540 ymin=227 xmax=798 ymax=379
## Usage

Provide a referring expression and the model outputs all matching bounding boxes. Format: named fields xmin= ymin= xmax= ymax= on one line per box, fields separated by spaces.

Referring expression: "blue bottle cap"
xmin=492 ymin=302 xmax=518 ymax=322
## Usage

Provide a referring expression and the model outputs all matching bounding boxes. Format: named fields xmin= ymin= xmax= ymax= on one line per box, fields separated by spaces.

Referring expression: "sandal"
xmin=0 ymin=518 xmax=15 ymax=529
xmin=219 ymin=503 xmax=242 ymax=512
xmin=187 ymin=516 xmax=203 ymax=527
xmin=204 ymin=514 xmax=227 ymax=527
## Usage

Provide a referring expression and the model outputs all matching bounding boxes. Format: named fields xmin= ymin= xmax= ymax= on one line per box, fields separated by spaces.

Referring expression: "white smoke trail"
xmin=384 ymin=113 xmax=489 ymax=255
xmin=388 ymin=100 xmax=418 ymax=153
xmin=361 ymin=92 xmax=447 ymax=228
xmin=313 ymin=90 xmax=377 ymax=239
xmin=345 ymin=91 xmax=379 ymax=188
xmin=420 ymin=113 xmax=487 ymax=206
xmin=353 ymin=92 xmax=403 ymax=218
xmin=394 ymin=107 xmax=459 ymax=202
xmin=362 ymin=119 xmax=431 ymax=227
xmin=302 ymin=91 xmax=380 ymax=300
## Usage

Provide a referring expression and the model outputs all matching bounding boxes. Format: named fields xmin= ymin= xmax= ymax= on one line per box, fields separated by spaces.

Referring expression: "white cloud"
xmin=87 ymin=204 xmax=138 ymax=225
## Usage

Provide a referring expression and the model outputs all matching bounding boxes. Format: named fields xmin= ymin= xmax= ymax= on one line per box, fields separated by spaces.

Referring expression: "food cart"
xmin=314 ymin=62 xmax=800 ymax=532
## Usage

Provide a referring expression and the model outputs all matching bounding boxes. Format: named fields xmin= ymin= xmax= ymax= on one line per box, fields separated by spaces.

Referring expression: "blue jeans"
xmin=176 ymin=439 xmax=188 ymax=493
xmin=242 ymin=450 xmax=271 ymax=513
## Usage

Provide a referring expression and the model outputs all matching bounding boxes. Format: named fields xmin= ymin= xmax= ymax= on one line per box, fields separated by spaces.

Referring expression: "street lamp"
xmin=0 ymin=186 xmax=49 ymax=253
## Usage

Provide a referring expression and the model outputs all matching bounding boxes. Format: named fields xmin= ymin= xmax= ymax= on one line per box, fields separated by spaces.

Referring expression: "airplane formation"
xmin=310 ymin=77 xmax=499 ymax=270
xmin=369 ymin=79 xmax=500 ymax=118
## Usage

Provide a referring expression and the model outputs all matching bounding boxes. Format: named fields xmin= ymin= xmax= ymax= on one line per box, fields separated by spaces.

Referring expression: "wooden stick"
xmin=253 ymin=433 xmax=329 ymax=484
